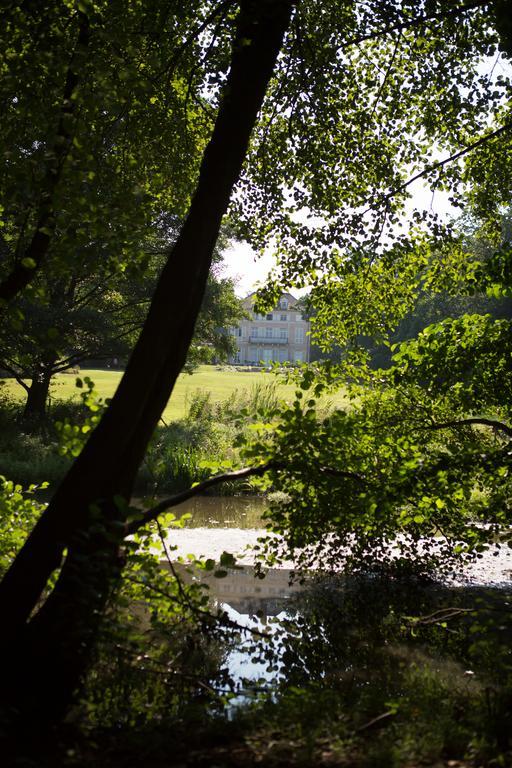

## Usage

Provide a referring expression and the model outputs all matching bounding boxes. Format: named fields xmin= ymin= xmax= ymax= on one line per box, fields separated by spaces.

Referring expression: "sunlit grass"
xmin=1 ymin=365 xmax=351 ymax=422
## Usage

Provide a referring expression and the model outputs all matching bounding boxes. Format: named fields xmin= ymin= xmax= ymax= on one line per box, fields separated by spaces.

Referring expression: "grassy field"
xmin=2 ymin=366 xmax=350 ymax=421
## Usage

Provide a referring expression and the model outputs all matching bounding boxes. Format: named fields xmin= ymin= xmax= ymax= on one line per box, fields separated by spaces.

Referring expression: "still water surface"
xmin=166 ymin=496 xmax=297 ymax=694
xmin=174 ymin=494 xmax=267 ymax=529
xmin=165 ymin=495 xmax=512 ymax=584
xmin=158 ymin=496 xmax=512 ymax=704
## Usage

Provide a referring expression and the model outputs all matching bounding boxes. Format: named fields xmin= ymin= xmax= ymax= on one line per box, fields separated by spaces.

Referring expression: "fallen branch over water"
xmin=126 ymin=460 xmax=364 ymax=535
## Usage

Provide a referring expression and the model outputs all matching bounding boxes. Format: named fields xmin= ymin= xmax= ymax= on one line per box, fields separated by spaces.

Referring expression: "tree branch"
xmin=383 ymin=122 xmax=512 ymax=202
xmin=340 ymin=0 xmax=489 ymax=51
xmin=405 ymin=606 xmax=474 ymax=627
xmin=369 ymin=33 xmax=401 ymax=122
xmin=127 ymin=462 xmax=278 ymax=534
xmin=422 ymin=417 xmax=512 ymax=440
xmin=0 ymin=359 xmax=29 ymax=392
xmin=161 ymin=0 xmax=235 ymax=84
xmin=126 ymin=459 xmax=365 ymax=535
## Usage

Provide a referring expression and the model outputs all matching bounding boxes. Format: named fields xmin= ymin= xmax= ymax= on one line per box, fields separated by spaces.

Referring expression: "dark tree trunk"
xmin=22 ymin=368 xmax=53 ymax=423
xmin=0 ymin=0 xmax=293 ymax=728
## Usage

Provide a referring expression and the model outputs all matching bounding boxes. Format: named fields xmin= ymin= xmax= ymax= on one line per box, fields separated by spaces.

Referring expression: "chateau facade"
xmin=228 ymin=292 xmax=310 ymax=365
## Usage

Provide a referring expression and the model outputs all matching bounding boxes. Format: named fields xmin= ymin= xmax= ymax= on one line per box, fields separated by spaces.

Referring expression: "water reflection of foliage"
xmin=240 ymin=574 xmax=512 ymax=766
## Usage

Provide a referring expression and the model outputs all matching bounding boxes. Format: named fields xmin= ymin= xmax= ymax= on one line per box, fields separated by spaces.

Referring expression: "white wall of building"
xmin=228 ymin=293 xmax=310 ymax=365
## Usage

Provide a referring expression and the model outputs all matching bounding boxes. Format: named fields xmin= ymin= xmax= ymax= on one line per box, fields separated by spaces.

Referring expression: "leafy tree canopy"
xmin=2 ymin=0 xmax=512 ymax=728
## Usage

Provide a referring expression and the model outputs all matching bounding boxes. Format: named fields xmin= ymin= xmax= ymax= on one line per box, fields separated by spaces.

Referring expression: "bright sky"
xmin=221 ymin=239 xmax=274 ymax=297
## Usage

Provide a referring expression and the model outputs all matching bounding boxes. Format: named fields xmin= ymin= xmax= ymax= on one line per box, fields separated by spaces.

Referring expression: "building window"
xmin=295 ymin=312 xmax=302 ymax=321
xmin=280 ymin=329 xmax=287 ymax=339
xmin=280 ymin=298 xmax=288 ymax=309
xmin=266 ymin=327 xmax=273 ymax=338
xmin=295 ymin=327 xmax=304 ymax=343
xmin=280 ymin=313 xmax=287 ymax=321
xmin=266 ymin=313 xmax=273 ymax=321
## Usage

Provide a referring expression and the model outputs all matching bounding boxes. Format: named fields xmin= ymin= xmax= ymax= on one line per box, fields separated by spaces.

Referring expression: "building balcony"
xmin=248 ymin=336 xmax=288 ymax=344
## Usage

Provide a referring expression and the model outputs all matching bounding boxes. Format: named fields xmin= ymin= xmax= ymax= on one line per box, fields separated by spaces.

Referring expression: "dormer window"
xmin=279 ymin=298 xmax=288 ymax=309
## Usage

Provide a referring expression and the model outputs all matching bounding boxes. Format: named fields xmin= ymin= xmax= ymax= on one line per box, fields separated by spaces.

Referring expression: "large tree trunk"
xmin=0 ymin=0 xmax=293 ymax=728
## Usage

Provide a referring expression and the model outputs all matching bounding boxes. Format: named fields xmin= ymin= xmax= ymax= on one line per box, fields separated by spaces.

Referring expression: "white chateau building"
xmin=228 ymin=292 xmax=310 ymax=365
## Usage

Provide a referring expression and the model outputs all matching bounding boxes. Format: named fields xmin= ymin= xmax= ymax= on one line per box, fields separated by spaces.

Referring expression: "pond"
xmin=164 ymin=495 xmax=512 ymax=584
xmin=89 ymin=495 xmax=512 ymax=766
xmin=174 ymin=495 xmax=267 ymax=529
xmin=162 ymin=495 xmax=512 ymax=701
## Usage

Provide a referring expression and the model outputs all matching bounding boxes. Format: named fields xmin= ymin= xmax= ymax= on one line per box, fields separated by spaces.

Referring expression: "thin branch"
xmin=71 ymin=275 xmax=119 ymax=310
xmin=184 ymin=7 xmax=230 ymax=109
xmin=161 ymin=0 xmax=235 ymax=84
xmin=156 ymin=518 xmax=198 ymax=612
xmin=111 ymin=641 xmax=268 ymax=696
xmin=154 ymin=519 xmax=272 ymax=640
xmin=0 ymin=359 xmax=29 ymax=392
xmin=384 ymin=122 xmax=512 ymax=202
xmin=100 ymin=297 xmax=150 ymax=316
xmin=50 ymin=328 xmax=137 ymax=372
xmin=340 ymin=0 xmax=489 ymax=52
xmin=406 ymin=606 xmax=474 ymax=626
xmin=127 ymin=459 xmax=365 ymax=535
xmin=356 ymin=710 xmax=395 ymax=733
xmin=316 ymin=465 xmax=366 ymax=482
xmin=127 ymin=462 xmax=279 ymax=534
xmin=369 ymin=33 xmax=401 ymax=122
xmin=421 ymin=417 xmax=512 ymax=440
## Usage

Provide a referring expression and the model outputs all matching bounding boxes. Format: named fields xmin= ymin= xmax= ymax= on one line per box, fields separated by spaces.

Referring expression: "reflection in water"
xmin=158 ymin=495 xmax=512 ymax=582
xmin=170 ymin=562 xmax=305 ymax=696
xmin=167 ymin=527 xmax=271 ymax=564
xmin=164 ymin=496 xmax=512 ymax=702
xmin=163 ymin=496 xmax=272 ymax=564
xmin=170 ymin=552 xmax=512 ymax=750
xmin=88 ymin=494 xmax=512 ymax=765
xmin=173 ymin=562 xmax=303 ymax=619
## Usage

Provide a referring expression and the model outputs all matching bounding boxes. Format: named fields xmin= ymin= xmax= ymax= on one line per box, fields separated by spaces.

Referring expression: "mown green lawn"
xmin=2 ymin=365 xmax=351 ymax=421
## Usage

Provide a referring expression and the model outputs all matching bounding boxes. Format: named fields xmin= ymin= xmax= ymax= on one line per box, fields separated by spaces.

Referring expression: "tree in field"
xmin=0 ymin=232 xmax=244 ymax=421
xmin=0 ymin=0 xmax=240 ymax=420
xmin=1 ymin=0 xmax=511 ymax=729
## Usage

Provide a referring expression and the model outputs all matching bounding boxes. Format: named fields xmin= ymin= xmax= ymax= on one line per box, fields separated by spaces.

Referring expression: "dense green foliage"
xmin=2 ymin=0 xmax=512 ymax=758
xmin=241 ymin=221 xmax=512 ymax=574
xmin=0 ymin=1 xmax=244 ymax=418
